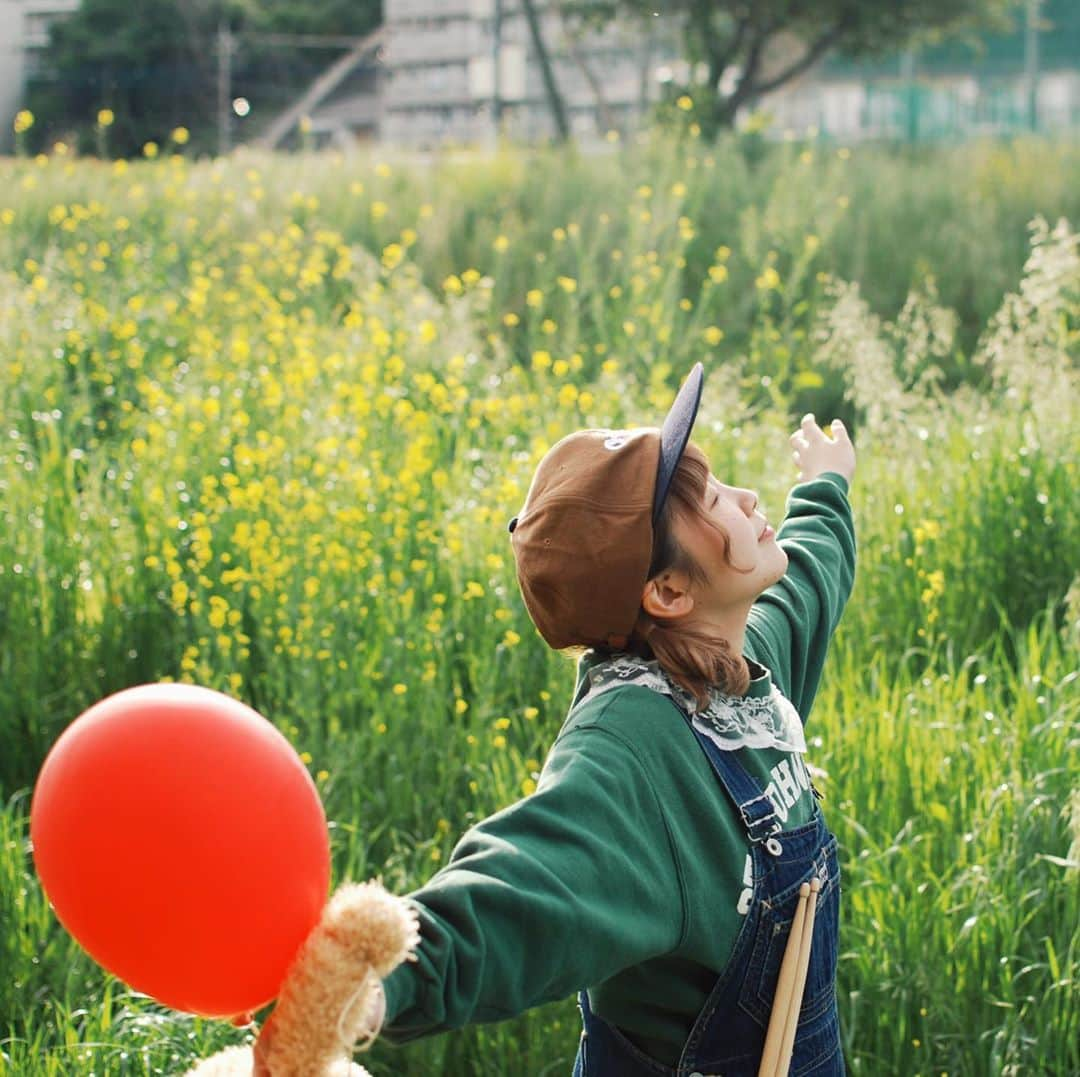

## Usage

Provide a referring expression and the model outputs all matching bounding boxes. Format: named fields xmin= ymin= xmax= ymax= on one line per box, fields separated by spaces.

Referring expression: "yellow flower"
xmin=13 ymin=109 xmax=34 ymax=134
xmin=143 ymin=141 xmax=159 ymax=158
xmin=703 ymin=326 xmax=724 ymax=345
xmin=393 ymin=683 xmax=408 ymax=695
xmin=493 ymin=735 xmax=507 ymax=749
xmin=756 ymin=267 xmax=780 ymax=291
xmin=493 ymin=234 xmax=510 ymax=252
xmin=494 ymin=717 xmax=512 ymax=730
xmin=455 ymin=698 xmax=469 ymax=715
xmin=557 ymin=275 xmax=577 ymax=293
xmin=521 ymin=778 xmax=537 ymax=796
xmin=97 ymin=108 xmax=115 ymax=127
xmin=921 ymin=570 xmax=945 ymax=603
xmin=676 ymin=95 xmax=694 ymax=111
xmin=709 ymin=264 xmax=729 ymax=284
xmin=526 ymin=288 xmax=543 ymax=308
xmin=502 ymin=312 xmax=520 ymax=328
xmin=531 ymin=350 xmax=552 ymax=371
xmin=171 ymin=126 xmax=190 ymax=145
xmin=917 ymin=519 xmax=942 ymax=541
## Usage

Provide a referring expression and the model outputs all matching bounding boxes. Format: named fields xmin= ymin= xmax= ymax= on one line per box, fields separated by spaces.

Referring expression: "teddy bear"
xmin=185 ymin=880 xmax=420 ymax=1077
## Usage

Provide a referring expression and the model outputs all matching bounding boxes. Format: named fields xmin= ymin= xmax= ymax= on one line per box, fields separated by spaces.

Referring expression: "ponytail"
xmin=628 ymin=613 xmax=750 ymax=709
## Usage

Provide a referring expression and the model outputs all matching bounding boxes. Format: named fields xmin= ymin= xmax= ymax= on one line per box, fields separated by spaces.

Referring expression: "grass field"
xmin=1 ymin=130 xmax=1078 ymax=1076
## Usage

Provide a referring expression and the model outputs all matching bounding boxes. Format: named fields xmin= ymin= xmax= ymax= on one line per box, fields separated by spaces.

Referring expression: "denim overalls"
xmin=573 ymin=712 xmax=844 ymax=1077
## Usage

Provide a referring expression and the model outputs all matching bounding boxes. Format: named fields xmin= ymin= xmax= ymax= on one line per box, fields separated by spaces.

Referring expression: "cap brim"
xmin=652 ymin=362 xmax=704 ymax=526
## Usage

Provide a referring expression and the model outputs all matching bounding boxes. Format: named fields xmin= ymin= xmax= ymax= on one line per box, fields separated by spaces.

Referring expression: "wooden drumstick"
xmin=757 ymin=882 xmax=810 ymax=1077
xmin=774 ymin=877 xmax=822 ymax=1077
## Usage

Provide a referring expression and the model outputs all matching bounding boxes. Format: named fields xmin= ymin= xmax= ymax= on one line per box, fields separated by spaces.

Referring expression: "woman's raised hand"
xmin=789 ymin=414 xmax=856 ymax=484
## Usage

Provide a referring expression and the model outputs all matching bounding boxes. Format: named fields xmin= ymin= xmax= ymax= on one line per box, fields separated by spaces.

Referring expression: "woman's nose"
xmin=737 ymin=488 xmax=759 ymax=515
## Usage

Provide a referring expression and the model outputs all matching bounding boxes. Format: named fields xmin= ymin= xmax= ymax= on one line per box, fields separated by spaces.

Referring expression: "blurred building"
xmin=0 ymin=0 xmax=79 ymax=150
xmin=372 ymin=0 xmax=680 ymax=147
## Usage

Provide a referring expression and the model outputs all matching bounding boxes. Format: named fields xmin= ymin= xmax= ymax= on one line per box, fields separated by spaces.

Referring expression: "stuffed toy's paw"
xmin=184 ymin=1044 xmax=369 ymax=1076
xmin=184 ymin=880 xmax=420 ymax=1077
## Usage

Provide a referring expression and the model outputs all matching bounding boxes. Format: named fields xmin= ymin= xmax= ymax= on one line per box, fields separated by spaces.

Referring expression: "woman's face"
xmin=670 ymin=477 xmax=788 ymax=617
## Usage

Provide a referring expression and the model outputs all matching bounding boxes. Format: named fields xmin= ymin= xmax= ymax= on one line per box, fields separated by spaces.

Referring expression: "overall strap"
xmin=684 ymin=718 xmax=782 ymax=844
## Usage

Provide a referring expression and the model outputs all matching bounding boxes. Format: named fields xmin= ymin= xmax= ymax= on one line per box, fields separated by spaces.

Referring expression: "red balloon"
xmin=30 ymin=683 xmax=330 ymax=1017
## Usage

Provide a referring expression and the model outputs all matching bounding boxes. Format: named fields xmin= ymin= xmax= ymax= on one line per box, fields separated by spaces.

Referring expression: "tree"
xmin=564 ymin=0 xmax=1016 ymax=137
xmin=25 ymin=0 xmax=381 ymax=156
xmin=521 ymin=0 xmax=572 ymax=142
xmin=25 ymin=0 xmax=229 ymax=155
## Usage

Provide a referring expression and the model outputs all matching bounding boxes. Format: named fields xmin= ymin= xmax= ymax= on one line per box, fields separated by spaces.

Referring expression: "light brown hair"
xmin=623 ymin=442 xmax=751 ymax=706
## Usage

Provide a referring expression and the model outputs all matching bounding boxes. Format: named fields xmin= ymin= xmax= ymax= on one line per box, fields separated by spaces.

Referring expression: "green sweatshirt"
xmin=383 ymin=472 xmax=855 ymax=1065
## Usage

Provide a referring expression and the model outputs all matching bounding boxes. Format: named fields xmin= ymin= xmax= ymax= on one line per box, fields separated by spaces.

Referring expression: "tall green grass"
xmin=1 ymin=132 xmax=1077 ymax=1075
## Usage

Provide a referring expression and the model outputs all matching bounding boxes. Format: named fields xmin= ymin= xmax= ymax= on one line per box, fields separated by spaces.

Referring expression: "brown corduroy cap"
xmin=508 ymin=363 xmax=704 ymax=650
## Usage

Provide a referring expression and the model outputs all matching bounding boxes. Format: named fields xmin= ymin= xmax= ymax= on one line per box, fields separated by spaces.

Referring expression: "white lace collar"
xmin=580 ymin=654 xmax=807 ymax=754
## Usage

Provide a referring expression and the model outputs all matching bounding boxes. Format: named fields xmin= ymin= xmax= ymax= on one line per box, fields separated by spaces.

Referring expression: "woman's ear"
xmin=641 ymin=570 xmax=695 ymax=620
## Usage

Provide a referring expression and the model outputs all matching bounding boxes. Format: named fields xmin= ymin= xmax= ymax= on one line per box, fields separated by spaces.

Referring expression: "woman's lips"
xmin=758 ymin=524 xmax=775 ymax=542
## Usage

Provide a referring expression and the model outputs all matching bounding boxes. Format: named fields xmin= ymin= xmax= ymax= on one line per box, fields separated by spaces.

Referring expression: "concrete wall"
xmin=0 ymin=1 xmax=27 ymax=151
xmin=0 ymin=1 xmax=81 ymax=151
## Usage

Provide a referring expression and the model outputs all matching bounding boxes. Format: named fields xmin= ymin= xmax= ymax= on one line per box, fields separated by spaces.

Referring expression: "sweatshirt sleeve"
xmin=380 ymin=713 xmax=684 ymax=1041
xmin=745 ymin=471 xmax=855 ymax=721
